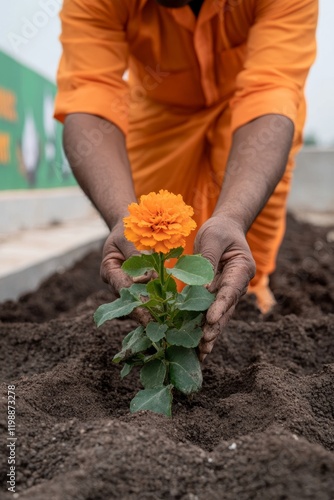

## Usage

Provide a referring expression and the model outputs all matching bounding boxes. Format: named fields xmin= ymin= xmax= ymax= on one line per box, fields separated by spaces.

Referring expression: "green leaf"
xmin=165 ymin=276 xmax=177 ymax=294
xmin=167 ymin=346 xmax=202 ymax=394
xmin=146 ymin=322 xmax=168 ymax=342
xmin=141 ymin=351 xmax=164 ymax=364
xmin=147 ymin=277 xmax=177 ymax=304
xmin=166 ymin=325 xmax=202 ymax=348
xmin=164 ymin=247 xmax=184 ymax=260
xmin=181 ymin=312 xmax=203 ymax=329
xmin=120 ymin=363 xmax=133 ymax=379
xmin=113 ymin=326 xmax=152 ymax=363
xmin=166 ymin=255 xmax=214 ymax=286
xmin=140 ymin=359 xmax=167 ymax=388
xmin=128 ymin=283 xmax=149 ymax=299
xmin=171 ymin=311 xmax=203 ymax=329
xmin=149 ymin=252 xmax=161 ymax=272
xmin=146 ymin=279 xmax=163 ymax=298
xmin=122 ymin=325 xmax=142 ymax=349
xmin=130 ymin=385 xmax=173 ymax=417
xmin=142 ymin=299 xmax=164 ymax=310
xmin=175 ymin=285 xmax=215 ymax=311
xmin=122 ymin=254 xmax=157 ymax=277
xmin=94 ymin=289 xmax=141 ymax=327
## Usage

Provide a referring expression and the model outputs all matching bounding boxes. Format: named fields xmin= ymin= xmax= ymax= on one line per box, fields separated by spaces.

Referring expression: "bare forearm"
xmin=213 ymin=114 xmax=294 ymax=233
xmin=63 ymin=113 xmax=137 ymax=230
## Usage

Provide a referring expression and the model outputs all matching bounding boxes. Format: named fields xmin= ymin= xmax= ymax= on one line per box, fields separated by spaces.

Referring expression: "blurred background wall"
xmin=0 ymin=1 xmax=70 ymax=192
xmin=0 ymin=1 xmax=93 ymax=233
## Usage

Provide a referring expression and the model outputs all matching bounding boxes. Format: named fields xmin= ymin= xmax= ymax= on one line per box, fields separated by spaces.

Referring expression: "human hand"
xmin=100 ymin=221 xmax=153 ymax=325
xmin=194 ymin=216 xmax=256 ymax=362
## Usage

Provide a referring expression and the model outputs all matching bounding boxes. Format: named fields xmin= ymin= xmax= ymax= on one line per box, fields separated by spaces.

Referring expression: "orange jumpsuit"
xmin=55 ymin=0 xmax=318 ymax=303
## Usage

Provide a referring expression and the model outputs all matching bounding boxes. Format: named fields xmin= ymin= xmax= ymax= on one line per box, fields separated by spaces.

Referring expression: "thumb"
xmin=194 ymin=230 xmax=221 ymax=276
xmin=118 ymin=240 xmax=154 ymax=283
xmin=121 ymin=239 xmax=141 ymax=260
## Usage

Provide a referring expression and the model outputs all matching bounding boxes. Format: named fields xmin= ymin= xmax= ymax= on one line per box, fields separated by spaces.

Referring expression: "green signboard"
xmin=0 ymin=50 xmax=76 ymax=190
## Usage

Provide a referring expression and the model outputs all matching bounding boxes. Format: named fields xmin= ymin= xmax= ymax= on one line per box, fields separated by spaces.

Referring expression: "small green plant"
xmin=94 ymin=190 xmax=215 ymax=417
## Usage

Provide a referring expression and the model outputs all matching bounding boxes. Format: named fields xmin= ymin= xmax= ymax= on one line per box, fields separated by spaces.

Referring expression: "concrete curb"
xmin=0 ymin=187 xmax=95 ymax=235
xmin=0 ymin=216 xmax=108 ymax=302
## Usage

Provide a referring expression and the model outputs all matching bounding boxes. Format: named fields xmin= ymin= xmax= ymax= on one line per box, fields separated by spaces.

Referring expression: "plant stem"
xmin=159 ymin=252 xmax=165 ymax=288
xmin=159 ymin=253 xmax=168 ymax=322
xmin=145 ymin=306 xmax=161 ymax=323
xmin=152 ymin=341 xmax=160 ymax=352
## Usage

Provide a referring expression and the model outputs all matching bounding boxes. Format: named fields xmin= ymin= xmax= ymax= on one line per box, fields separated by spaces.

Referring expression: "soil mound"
xmin=1 ymin=215 xmax=334 ymax=499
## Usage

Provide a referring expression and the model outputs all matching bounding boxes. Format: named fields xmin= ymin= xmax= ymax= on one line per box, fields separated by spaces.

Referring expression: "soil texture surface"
xmin=1 ymin=215 xmax=334 ymax=500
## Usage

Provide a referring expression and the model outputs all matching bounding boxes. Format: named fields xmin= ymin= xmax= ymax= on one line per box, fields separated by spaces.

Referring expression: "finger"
xmin=202 ymin=306 xmax=236 ymax=343
xmin=121 ymin=240 xmax=141 ymax=260
xmin=130 ymin=307 xmax=152 ymax=326
xmin=101 ymin=256 xmax=133 ymax=293
xmin=206 ymin=260 xmax=252 ymax=324
xmin=194 ymin=231 xmax=221 ymax=276
xmin=111 ymin=269 xmax=133 ymax=295
xmin=198 ymin=306 xmax=236 ymax=361
xmin=133 ymin=270 xmax=157 ymax=283
xmin=199 ymin=342 xmax=214 ymax=363
xmin=207 ymin=282 xmax=247 ymax=324
xmin=206 ymin=271 xmax=221 ymax=293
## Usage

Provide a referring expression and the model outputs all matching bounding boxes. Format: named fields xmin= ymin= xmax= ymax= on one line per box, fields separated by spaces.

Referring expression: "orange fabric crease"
xmin=55 ymin=0 xmax=318 ymax=284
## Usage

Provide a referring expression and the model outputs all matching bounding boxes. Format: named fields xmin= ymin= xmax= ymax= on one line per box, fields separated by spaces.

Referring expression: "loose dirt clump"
xmin=1 ymin=214 xmax=334 ymax=499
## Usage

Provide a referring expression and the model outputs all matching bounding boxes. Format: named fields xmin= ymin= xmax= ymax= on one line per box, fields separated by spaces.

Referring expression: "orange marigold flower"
xmin=123 ymin=190 xmax=197 ymax=253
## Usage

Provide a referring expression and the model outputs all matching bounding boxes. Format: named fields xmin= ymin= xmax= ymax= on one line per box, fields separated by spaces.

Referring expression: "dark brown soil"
xmin=1 ymin=214 xmax=334 ymax=499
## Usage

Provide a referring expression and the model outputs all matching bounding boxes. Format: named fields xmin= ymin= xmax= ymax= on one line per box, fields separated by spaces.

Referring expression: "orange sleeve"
xmin=54 ymin=0 xmax=129 ymax=134
xmin=230 ymin=0 xmax=318 ymax=133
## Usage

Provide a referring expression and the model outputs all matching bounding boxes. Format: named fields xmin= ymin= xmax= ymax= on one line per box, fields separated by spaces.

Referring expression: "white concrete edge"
xmin=0 ymin=187 xmax=97 ymax=234
xmin=0 ymin=237 xmax=105 ymax=303
xmin=0 ymin=187 xmax=82 ymax=200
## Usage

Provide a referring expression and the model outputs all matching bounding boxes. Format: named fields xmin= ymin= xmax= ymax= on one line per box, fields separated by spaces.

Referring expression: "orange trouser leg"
xmin=246 ymin=166 xmax=294 ymax=312
xmin=247 ymin=165 xmax=293 ymax=286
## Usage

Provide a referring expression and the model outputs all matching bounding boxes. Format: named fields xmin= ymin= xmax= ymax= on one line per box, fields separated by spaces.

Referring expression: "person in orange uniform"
xmin=55 ymin=0 xmax=318 ymax=360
